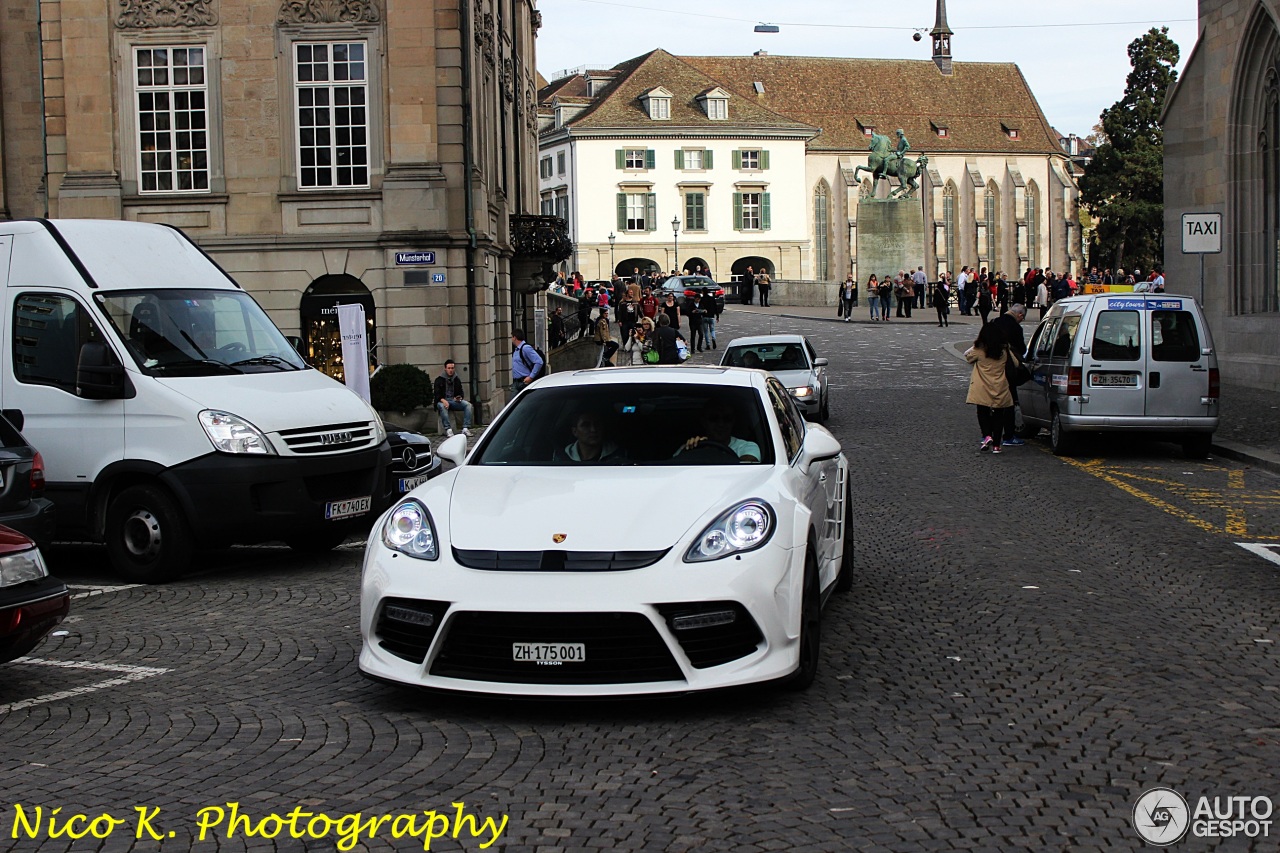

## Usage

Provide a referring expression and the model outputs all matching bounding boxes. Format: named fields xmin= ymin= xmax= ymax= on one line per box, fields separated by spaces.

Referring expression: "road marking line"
xmin=69 ymin=584 xmax=143 ymax=600
xmin=1061 ymin=456 xmax=1220 ymax=534
xmin=0 ymin=658 xmax=171 ymax=714
xmin=1237 ymin=543 xmax=1280 ymax=567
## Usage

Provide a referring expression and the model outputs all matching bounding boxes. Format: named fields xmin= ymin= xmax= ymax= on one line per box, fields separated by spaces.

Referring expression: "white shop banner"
xmin=337 ymin=303 xmax=371 ymax=403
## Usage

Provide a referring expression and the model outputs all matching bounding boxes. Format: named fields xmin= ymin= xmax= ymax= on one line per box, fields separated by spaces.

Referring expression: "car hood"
xmin=154 ymin=370 xmax=377 ymax=433
xmin=768 ymin=368 xmax=817 ymax=387
xmin=447 ymin=466 xmax=777 ymax=551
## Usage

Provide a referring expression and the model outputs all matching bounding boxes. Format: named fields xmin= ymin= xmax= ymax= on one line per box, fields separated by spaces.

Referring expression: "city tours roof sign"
xmin=1181 ymin=213 xmax=1222 ymax=254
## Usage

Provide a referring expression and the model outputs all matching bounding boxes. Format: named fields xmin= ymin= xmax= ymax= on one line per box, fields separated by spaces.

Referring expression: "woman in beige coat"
xmin=965 ymin=321 xmax=1015 ymax=453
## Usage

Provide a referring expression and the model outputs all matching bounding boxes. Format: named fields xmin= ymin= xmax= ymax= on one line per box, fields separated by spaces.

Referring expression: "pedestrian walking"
xmin=897 ymin=271 xmax=914 ymax=318
xmin=593 ymin=307 xmax=618 ymax=367
xmin=965 ymin=322 xmax=1015 ymax=454
xmin=840 ymin=274 xmax=856 ymax=321
xmin=756 ymin=269 xmax=772 ymax=307
xmin=934 ymin=274 xmax=952 ymax=327
xmin=866 ymin=274 xmax=881 ymax=321
xmin=877 ymin=275 xmax=893 ymax=321
xmin=698 ymin=292 xmax=719 ymax=349
xmin=684 ymin=294 xmax=705 ymax=352
xmin=1034 ymin=277 xmax=1050 ymax=319
xmin=741 ymin=266 xmax=755 ymax=305
xmin=977 ymin=284 xmax=994 ymax=326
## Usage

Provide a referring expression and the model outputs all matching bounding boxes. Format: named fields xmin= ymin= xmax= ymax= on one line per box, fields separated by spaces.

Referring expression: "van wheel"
xmin=784 ymin=550 xmax=822 ymax=691
xmin=105 ymin=484 xmax=193 ymax=583
xmin=1050 ymin=411 xmax=1076 ymax=457
xmin=1183 ymin=433 xmax=1213 ymax=459
xmin=836 ymin=481 xmax=854 ymax=593
xmin=286 ymin=529 xmax=351 ymax=553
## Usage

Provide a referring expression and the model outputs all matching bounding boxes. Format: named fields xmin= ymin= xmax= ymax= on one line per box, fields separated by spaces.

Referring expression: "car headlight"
xmin=382 ymin=499 xmax=439 ymax=560
xmin=0 ymin=546 xmax=49 ymax=588
xmin=791 ymin=386 xmax=814 ymax=398
xmin=199 ymin=410 xmax=276 ymax=455
xmin=685 ymin=500 xmax=775 ymax=562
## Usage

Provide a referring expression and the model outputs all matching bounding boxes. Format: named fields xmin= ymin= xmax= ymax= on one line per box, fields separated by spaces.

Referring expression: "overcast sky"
xmin=533 ymin=0 xmax=1199 ymax=137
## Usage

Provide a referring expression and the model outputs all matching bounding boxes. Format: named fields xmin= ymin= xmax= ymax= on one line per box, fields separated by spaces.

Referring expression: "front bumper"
xmin=0 ymin=576 xmax=70 ymax=663
xmin=160 ymin=443 xmax=391 ymax=547
xmin=358 ymin=538 xmax=806 ymax=697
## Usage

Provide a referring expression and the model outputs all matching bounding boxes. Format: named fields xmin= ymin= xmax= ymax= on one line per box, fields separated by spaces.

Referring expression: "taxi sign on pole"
xmin=1181 ymin=213 xmax=1222 ymax=254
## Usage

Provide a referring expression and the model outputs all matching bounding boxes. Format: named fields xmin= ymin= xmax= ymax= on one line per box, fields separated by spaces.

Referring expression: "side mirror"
xmin=436 ymin=432 xmax=468 ymax=467
xmin=799 ymin=426 xmax=842 ymax=473
xmin=286 ymin=335 xmax=305 ymax=356
xmin=813 ymin=357 xmax=829 ymax=367
xmin=76 ymin=341 xmax=127 ymax=399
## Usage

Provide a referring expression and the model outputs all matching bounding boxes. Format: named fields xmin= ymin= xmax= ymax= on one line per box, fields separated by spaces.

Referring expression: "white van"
xmin=0 ymin=219 xmax=390 ymax=581
xmin=1020 ymin=293 xmax=1219 ymax=458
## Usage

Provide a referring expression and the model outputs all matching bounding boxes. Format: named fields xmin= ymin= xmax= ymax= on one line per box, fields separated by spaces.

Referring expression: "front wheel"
xmin=1050 ymin=410 xmax=1076 ymax=457
xmin=105 ymin=484 xmax=193 ymax=583
xmin=784 ymin=550 xmax=822 ymax=691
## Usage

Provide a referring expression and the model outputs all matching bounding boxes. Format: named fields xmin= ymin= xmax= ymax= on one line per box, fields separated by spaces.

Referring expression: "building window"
xmin=706 ymin=98 xmax=727 ymax=120
xmin=937 ymin=127 xmax=948 ymax=138
xmin=814 ymin=182 xmax=830 ymax=281
xmin=555 ymin=192 xmax=568 ymax=221
xmin=863 ymin=126 xmax=874 ymax=137
xmin=684 ymin=192 xmax=705 ymax=231
xmin=984 ymin=183 xmax=998 ymax=266
xmin=617 ymin=192 xmax=656 ymax=231
xmin=618 ymin=148 xmax=654 ymax=170
xmin=650 ymin=98 xmax=670 ymax=120
xmin=295 ymin=42 xmax=369 ymax=189
xmin=135 ymin=46 xmax=209 ymax=193
xmin=943 ymin=182 xmax=957 ymax=275
xmin=539 ymin=156 xmax=553 ymax=179
xmin=540 ymin=193 xmax=554 ymax=215
xmin=739 ymin=150 xmax=759 ymax=170
xmin=684 ymin=149 xmax=703 ymax=170
xmin=556 ymin=152 xmax=566 ymax=175
xmin=735 ymin=192 xmax=769 ymax=231
xmin=1026 ymin=182 xmax=1040 ymax=268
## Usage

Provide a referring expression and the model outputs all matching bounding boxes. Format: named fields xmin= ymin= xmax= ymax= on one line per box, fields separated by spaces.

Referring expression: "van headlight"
xmin=199 ymin=410 xmax=276 ymax=455
xmin=382 ymin=500 xmax=439 ymax=560
xmin=371 ymin=409 xmax=387 ymax=444
xmin=685 ymin=500 xmax=774 ymax=562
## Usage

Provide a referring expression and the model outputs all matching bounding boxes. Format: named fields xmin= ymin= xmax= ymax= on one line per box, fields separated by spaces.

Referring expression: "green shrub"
xmin=370 ymin=363 xmax=432 ymax=414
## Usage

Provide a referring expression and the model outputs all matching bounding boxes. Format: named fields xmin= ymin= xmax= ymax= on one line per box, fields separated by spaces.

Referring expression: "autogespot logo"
xmin=1133 ymin=787 xmax=1190 ymax=846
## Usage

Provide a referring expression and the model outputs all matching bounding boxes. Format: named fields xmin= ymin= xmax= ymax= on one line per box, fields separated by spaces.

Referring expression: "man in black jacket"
xmin=434 ymin=359 xmax=473 ymax=437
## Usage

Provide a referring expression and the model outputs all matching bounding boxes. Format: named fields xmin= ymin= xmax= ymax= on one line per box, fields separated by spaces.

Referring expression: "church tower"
xmin=932 ymin=0 xmax=953 ymax=75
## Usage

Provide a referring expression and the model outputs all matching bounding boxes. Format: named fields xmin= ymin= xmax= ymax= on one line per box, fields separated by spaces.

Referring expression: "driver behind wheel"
xmin=676 ymin=400 xmax=760 ymax=462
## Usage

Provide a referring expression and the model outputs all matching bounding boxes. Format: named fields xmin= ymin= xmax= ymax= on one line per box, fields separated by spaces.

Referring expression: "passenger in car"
xmin=677 ymin=401 xmax=761 ymax=462
xmin=553 ymin=411 xmax=626 ymax=463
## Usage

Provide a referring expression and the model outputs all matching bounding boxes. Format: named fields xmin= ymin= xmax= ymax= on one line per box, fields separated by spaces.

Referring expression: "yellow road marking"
xmin=1059 ymin=456 xmax=1221 ymax=534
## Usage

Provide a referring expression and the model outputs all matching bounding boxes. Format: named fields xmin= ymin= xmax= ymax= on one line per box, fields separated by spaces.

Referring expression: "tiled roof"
xmin=679 ymin=55 xmax=1061 ymax=154
xmin=546 ymin=49 xmax=818 ymax=134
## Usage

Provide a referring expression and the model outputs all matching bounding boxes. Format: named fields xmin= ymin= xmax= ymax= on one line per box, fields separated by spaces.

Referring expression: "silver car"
xmin=719 ymin=334 xmax=829 ymax=422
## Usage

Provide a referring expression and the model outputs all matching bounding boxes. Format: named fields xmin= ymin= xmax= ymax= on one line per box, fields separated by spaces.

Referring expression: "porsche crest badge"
xmin=552 ymin=533 xmax=567 ymax=544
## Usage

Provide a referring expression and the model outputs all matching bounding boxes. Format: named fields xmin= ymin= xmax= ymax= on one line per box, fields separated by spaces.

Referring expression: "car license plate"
xmin=324 ymin=496 xmax=371 ymax=520
xmin=1091 ymin=372 xmax=1138 ymax=387
xmin=512 ymin=642 xmax=586 ymax=664
xmin=398 ymin=475 xmax=430 ymax=493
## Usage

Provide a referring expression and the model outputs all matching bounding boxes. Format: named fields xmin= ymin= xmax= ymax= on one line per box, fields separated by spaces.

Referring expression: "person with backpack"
xmin=510 ymin=327 xmax=544 ymax=395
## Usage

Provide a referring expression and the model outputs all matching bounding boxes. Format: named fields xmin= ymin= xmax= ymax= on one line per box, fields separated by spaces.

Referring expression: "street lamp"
xmin=608 ymin=231 xmax=616 ymax=278
xmin=671 ymin=216 xmax=680 ymax=274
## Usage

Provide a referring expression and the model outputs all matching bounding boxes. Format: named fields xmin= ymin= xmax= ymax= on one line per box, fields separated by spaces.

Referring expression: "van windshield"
xmin=95 ymin=289 xmax=307 ymax=376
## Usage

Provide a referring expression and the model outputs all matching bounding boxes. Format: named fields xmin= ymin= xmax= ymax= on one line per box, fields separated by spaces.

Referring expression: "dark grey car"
xmin=0 ymin=412 xmax=55 ymax=548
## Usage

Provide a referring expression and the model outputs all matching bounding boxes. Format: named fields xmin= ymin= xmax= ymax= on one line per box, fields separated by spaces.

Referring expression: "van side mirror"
xmin=286 ymin=335 xmax=305 ymax=356
xmin=76 ymin=341 xmax=127 ymax=399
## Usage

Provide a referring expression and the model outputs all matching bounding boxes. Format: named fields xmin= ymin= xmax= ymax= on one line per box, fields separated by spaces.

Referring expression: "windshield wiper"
xmin=229 ymin=354 xmax=299 ymax=371
xmin=151 ymin=358 xmax=242 ymax=374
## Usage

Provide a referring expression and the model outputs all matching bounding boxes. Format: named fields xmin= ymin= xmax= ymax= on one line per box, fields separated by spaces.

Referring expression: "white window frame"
xmin=741 ymin=192 xmax=762 ymax=230
xmin=740 ymin=150 xmax=760 ymax=170
xmin=626 ymin=193 xmax=648 ymax=231
xmin=293 ymin=40 xmax=370 ymax=190
xmin=684 ymin=149 xmax=703 ymax=170
xmin=624 ymin=149 xmax=646 ymax=170
xmin=133 ymin=45 xmax=211 ymax=194
xmin=706 ymin=98 xmax=727 ymax=120
xmin=650 ymin=98 xmax=670 ymax=120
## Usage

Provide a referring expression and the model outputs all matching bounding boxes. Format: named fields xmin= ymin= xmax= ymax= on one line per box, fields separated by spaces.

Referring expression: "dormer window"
xmin=696 ymin=87 xmax=731 ymax=120
xmin=863 ymin=126 xmax=875 ymax=137
xmin=640 ymin=86 xmax=672 ymax=121
xmin=1002 ymin=122 xmax=1020 ymax=140
xmin=931 ymin=121 xmax=949 ymax=138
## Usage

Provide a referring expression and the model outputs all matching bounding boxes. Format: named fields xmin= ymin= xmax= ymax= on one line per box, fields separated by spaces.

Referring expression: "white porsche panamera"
xmin=358 ymin=366 xmax=853 ymax=697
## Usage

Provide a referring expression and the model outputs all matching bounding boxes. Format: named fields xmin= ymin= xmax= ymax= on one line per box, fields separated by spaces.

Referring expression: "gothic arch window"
xmin=943 ymin=181 xmax=957 ymax=275
xmin=814 ymin=181 xmax=831 ymax=281
xmin=1026 ymin=180 xmax=1040 ymax=269
xmin=983 ymin=182 xmax=999 ymax=269
xmin=1230 ymin=7 xmax=1280 ymax=314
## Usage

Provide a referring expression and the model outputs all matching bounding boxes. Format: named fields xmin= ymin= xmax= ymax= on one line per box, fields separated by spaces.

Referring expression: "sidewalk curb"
xmin=730 ymin=307 xmax=973 ymax=327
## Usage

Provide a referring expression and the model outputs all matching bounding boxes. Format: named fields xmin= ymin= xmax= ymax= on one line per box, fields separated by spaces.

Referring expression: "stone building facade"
xmin=1164 ymin=0 xmax=1280 ymax=391
xmin=0 ymin=0 xmax=563 ymax=415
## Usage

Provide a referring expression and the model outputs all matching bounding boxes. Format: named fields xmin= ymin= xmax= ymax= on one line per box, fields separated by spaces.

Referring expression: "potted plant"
xmin=370 ymin=363 xmax=433 ymax=431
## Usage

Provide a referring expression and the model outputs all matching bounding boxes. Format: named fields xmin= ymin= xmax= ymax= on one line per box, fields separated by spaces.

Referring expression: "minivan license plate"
xmin=1091 ymin=372 xmax=1138 ymax=387
xmin=512 ymin=643 xmax=585 ymax=663
xmin=325 ymin=496 xmax=371 ymax=520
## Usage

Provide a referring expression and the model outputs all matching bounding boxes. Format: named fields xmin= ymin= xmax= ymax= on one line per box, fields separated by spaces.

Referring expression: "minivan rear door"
xmin=1145 ymin=297 xmax=1210 ymax=417
xmin=1083 ymin=302 xmax=1145 ymax=418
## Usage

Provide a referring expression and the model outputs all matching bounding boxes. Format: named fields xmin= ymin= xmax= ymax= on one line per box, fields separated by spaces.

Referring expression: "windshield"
xmin=722 ymin=343 xmax=810 ymax=371
xmin=471 ymin=383 xmax=775 ymax=466
xmin=94 ymin=289 xmax=307 ymax=375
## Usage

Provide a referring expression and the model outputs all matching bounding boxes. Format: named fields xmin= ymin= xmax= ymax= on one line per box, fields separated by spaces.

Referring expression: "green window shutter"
xmin=704 ymin=150 xmax=714 ymax=169
xmin=733 ymin=192 xmax=743 ymax=231
xmin=616 ymin=149 xmax=625 ymax=169
xmin=675 ymin=150 xmax=684 ymax=169
xmin=732 ymin=150 xmax=741 ymax=170
xmin=760 ymin=150 xmax=770 ymax=170
xmin=645 ymin=149 xmax=656 ymax=170
xmin=617 ymin=194 xmax=627 ymax=230
xmin=762 ymin=193 xmax=771 ymax=230
xmin=646 ymin=194 xmax=657 ymax=231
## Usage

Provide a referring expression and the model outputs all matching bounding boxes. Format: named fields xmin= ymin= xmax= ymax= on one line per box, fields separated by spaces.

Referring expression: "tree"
xmin=1079 ymin=27 xmax=1180 ymax=273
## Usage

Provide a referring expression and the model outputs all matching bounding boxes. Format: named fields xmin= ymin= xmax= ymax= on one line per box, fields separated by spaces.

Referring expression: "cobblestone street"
xmin=4 ymin=307 xmax=1280 ymax=851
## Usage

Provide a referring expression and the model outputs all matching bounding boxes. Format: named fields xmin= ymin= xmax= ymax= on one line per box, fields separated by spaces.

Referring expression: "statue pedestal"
xmin=855 ymin=198 xmax=926 ymax=283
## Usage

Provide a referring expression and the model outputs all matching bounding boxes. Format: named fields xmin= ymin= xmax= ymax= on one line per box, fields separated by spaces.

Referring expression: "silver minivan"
xmin=1019 ymin=294 xmax=1219 ymax=457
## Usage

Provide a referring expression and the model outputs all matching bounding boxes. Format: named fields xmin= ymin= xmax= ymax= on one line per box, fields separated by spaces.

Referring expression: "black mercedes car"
xmin=658 ymin=275 xmax=726 ymax=314
xmin=383 ymin=422 xmax=442 ymax=505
